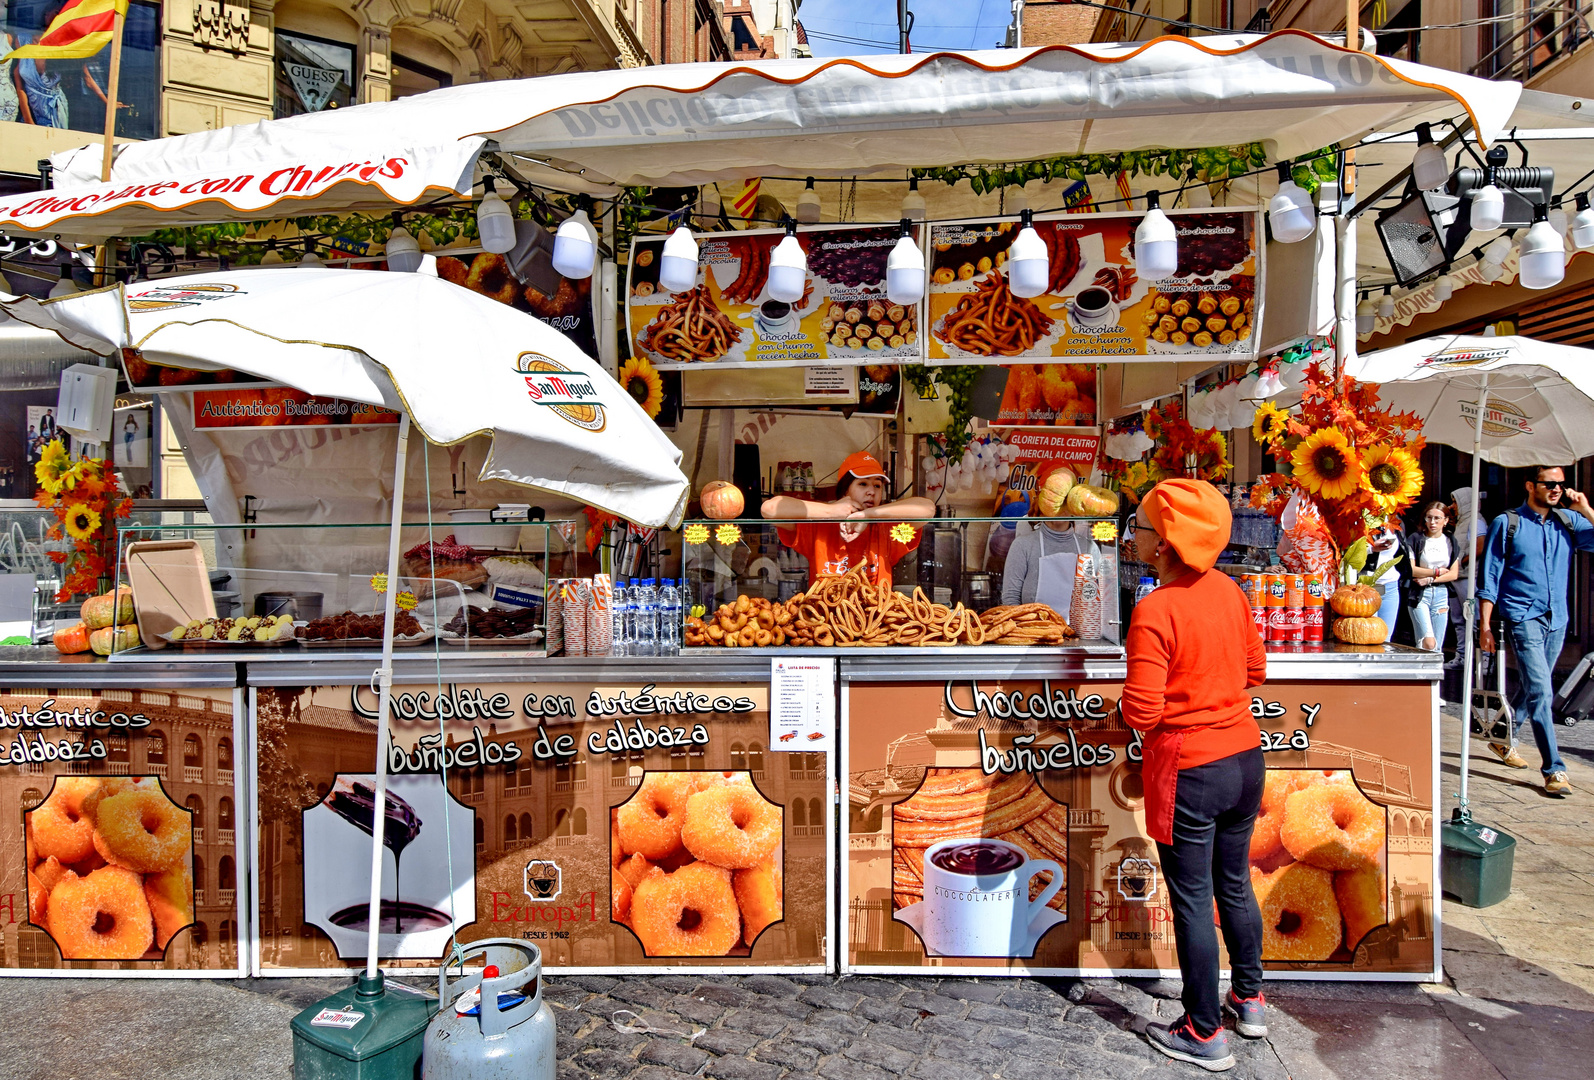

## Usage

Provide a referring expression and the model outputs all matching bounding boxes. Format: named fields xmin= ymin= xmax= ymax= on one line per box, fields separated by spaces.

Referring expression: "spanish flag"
xmin=3 ymin=0 xmax=127 ymax=61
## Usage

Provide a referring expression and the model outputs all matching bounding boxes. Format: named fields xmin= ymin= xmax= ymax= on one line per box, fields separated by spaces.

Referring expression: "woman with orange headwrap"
xmin=1123 ymin=479 xmax=1267 ymax=1072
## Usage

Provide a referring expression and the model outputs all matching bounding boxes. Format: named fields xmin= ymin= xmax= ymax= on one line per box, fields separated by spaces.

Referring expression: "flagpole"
xmin=99 ymin=8 xmax=124 ymax=183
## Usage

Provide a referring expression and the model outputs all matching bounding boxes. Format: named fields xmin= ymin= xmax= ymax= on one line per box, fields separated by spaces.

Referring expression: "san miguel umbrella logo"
xmin=515 ymin=353 xmax=606 ymax=432
xmin=127 ymin=282 xmax=245 ymax=312
xmin=1461 ymin=397 xmax=1535 ymax=439
xmin=1421 ymin=347 xmax=1514 ymax=370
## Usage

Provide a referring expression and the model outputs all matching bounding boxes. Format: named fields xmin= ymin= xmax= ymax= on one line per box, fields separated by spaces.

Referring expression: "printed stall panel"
xmin=0 ymin=687 xmax=245 ymax=975
xmin=255 ymin=682 xmax=829 ymax=973
xmin=844 ymin=678 xmax=1435 ymax=978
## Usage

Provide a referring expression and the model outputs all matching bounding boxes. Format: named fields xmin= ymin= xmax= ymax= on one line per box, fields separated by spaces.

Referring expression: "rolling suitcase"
xmin=1552 ymin=651 xmax=1594 ymax=727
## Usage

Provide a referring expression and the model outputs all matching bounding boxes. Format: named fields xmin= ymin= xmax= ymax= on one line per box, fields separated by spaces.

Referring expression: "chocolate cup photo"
xmin=906 ymin=837 xmax=1063 ymax=958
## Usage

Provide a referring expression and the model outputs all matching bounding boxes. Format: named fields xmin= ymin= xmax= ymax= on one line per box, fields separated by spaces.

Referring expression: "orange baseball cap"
xmin=838 ymin=451 xmax=889 ymax=481
xmin=1142 ymin=478 xmax=1231 ymax=573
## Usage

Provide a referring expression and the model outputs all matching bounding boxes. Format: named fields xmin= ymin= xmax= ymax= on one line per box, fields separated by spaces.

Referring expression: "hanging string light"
xmin=1355 ymin=293 xmax=1377 ymax=334
xmin=1268 ymin=163 xmax=1316 ymax=243
xmin=796 ymin=177 xmax=822 ymax=224
xmin=1008 ymin=209 xmax=1049 ymax=298
xmin=1377 ymin=286 xmax=1395 ymax=319
xmin=658 ymin=225 xmax=700 ymax=293
xmin=476 ymin=177 xmax=517 ymax=255
xmin=1570 ymin=192 xmax=1594 ymax=250
xmin=383 ymin=214 xmax=423 ymax=273
xmin=1432 ymin=274 xmax=1454 ymax=301
xmin=300 ymin=241 xmax=323 ymax=267
xmin=551 ymin=204 xmax=598 ymax=279
xmin=1133 ymin=191 xmax=1179 ymax=281
xmin=1410 ymin=122 xmax=1450 ymax=192
xmin=1518 ymin=205 xmax=1566 ymax=290
xmin=900 ymin=177 xmax=926 ymax=222
xmin=259 ymin=240 xmax=284 ymax=265
xmin=885 ymin=218 xmax=925 ymax=306
xmin=1470 ymin=165 xmax=1505 ymax=231
xmin=767 ymin=216 xmax=807 ymax=303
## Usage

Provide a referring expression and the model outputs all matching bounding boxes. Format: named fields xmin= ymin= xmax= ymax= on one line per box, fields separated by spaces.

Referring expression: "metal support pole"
xmin=1456 ymin=374 xmax=1489 ymax=815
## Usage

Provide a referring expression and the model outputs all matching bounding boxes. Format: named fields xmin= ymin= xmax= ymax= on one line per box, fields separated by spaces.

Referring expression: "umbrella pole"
xmin=1457 ymin=375 xmax=1489 ymax=815
xmin=364 ymin=411 xmax=412 ymax=978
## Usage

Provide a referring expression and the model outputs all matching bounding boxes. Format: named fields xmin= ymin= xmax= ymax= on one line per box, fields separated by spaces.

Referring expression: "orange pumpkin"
xmin=1329 ymin=584 xmax=1380 ymax=618
xmin=1036 ymin=467 xmax=1076 ymax=517
xmin=81 ymin=588 xmax=136 ymax=630
xmin=1064 ymin=483 xmax=1119 ymax=517
xmin=699 ymin=480 xmax=745 ymax=520
xmin=53 ymin=622 xmax=92 ymax=654
xmin=89 ymin=623 xmax=141 ymax=656
xmin=1332 ymin=615 xmax=1387 ymax=645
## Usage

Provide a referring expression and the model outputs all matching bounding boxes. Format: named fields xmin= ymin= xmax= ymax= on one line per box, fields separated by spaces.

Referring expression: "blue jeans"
xmin=1408 ymin=587 xmax=1449 ymax=650
xmin=1376 ymin=580 xmax=1401 ymax=642
xmin=1505 ymin=614 xmax=1567 ymax=777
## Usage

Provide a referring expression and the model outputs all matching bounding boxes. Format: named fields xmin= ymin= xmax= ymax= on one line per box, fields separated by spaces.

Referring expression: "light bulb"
xmin=658 ymin=225 xmax=700 ymax=293
xmin=300 ymin=246 xmax=322 ymax=267
xmin=260 ymin=244 xmax=284 ymax=266
xmin=1134 ymin=191 xmax=1179 ymax=281
xmin=1518 ymin=213 xmax=1566 ymax=290
xmin=1377 ymin=289 xmax=1395 ymax=319
xmin=1471 ymin=182 xmax=1505 ymax=231
xmin=1268 ymin=163 xmax=1316 ymax=244
xmin=795 ymin=177 xmax=822 ymax=225
xmin=1479 ymin=258 xmax=1503 ymax=282
xmin=1433 ymin=274 xmax=1454 ymax=301
xmin=1482 ymin=324 xmax=1497 ymax=337
xmin=885 ymin=220 xmax=925 ymax=306
xmin=1356 ymin=298 xmax=1376 ymax=334
xmin=551 ymin=208 xmax=597 ymax=279
xmin=1484 ymin=234 xmax=1513 ymax=264
xmin=476 ymin=179 xmax=516 ymax=255
xmin=1572 ymin=193 xmax=1594 ymax=250
xmin=1007 ymin=210 xmax=1049 ymax=298
xmin=48 ymin=264 xmax=77 ymax=297
xmin=901 ymin=178 xmax=926 ymax=222
xmin=1411 ymin=123 xmax=1449 ymax=192
xmin=1548 ymin=204 xmax=1568 ymax=236
xmin=1006 ymin=187 xmax=1030 ymax=216
xmin=383 ymin=224 xmax=423 ymax=273
xmin=1183 ymin=181 xmax=1212 ymax=209
xmin=767 ymin=223 xmax=806 ymax=303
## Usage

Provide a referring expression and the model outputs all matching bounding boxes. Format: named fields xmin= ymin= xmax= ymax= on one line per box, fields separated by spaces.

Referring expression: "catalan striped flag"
xmin=731 ymin=178 xmax=761 ymax=224
xmin=3 ymin=0 xmax=128 ymax=61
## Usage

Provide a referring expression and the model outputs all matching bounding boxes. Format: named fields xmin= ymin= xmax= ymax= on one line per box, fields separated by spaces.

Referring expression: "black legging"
xmin=1155 ymin=745 xmax=1266 ymax=1036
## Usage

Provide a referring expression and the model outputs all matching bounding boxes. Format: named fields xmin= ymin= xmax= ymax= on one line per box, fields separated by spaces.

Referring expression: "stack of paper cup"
xmin=1070 ymin=554 xmax=1103 ymax=640
xmin=588 ymin=574 xmax=613 ymax=655
xmin=562 ymin=579 xmax=587 ymax=656
xmin=545 ymin=578 xmax=565 ymax=655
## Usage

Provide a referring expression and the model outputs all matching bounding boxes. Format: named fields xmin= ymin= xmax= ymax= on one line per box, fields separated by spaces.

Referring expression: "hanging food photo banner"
xmin=192 ymin=389 xmax=402 ymax=429
xmin=926 ymin=209 xmax=1261 ymax=364
xmin=253 ymin=679 xmax=831 ymax=975
xmin=0 ymin=686 xmax=248 ymax=977
xmin=627 ymin=225 xmax=924 ymax=369
xmin=843 ymin=676 xmax=1437 ymax=978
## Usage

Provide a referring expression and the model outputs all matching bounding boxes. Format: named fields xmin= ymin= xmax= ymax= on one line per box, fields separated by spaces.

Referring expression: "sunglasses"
xmin=1535 ymin=480 xmax=1565 ymax=490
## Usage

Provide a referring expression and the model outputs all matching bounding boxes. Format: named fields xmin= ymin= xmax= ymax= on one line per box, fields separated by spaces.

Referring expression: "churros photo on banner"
xmin=926 ymin=209 xmax=1260 ymax=363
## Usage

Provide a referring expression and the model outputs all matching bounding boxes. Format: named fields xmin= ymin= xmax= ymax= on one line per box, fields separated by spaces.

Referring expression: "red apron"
xmin=1142 ymin=727 xmax=1186 ymax=846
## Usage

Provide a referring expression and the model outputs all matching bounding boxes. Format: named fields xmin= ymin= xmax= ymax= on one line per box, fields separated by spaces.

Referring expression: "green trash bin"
xmin=291 ymin=973 xmax=437 ymax=1080
xmin=1440 ymin=807 xmax=1516 ymax=908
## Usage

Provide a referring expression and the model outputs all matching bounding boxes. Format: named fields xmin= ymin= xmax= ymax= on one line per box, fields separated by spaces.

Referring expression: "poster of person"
xmin=25 ymin=404 xmax=67 ymax=464
xmin=627 ymin=225 xmax=924 ymax=369
xmin=113 ymin=407 xmax=151 ymax=468
xmin=926 ymin=209 xmax=1261 ymax=363
xmin=844 ymin=677 xmax=1436 ymax=977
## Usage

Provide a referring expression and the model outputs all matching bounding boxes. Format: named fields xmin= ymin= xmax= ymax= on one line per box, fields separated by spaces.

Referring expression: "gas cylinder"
xmin=421 ymin=939 xmax=556 ymax=1080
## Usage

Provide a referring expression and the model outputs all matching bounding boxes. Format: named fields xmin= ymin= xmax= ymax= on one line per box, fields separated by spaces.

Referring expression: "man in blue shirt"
xmin=1478 ymin=465 xmax=1594 ymax=796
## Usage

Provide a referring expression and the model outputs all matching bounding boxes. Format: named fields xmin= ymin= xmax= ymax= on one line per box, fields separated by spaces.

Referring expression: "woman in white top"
xmin=1000 ymin=520 xmax=1100 ymax=608
xmin=1405 ymin=501 xmax=1460 ymax=652
xmin=1369 ymin=524 xmax=1403 ymax=642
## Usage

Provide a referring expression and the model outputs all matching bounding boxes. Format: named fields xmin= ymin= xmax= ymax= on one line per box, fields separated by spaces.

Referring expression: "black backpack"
xmin=1503 ymin=507 xmax=1576 ymax=558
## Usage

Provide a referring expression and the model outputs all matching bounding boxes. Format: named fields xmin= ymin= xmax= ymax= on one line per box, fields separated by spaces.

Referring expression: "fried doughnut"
xmin=1252 ymin=863 xmax=1340 ymax=961
xmin=617 ymin=773 xmax=693 ymax=860
xmin=435 ymin=256 xmax=471 ymax=287
xmin=30 ymin=779 xmax=101 ymax=863
xmin=465 ymin=253 xmax=519 ymax=306
xmin=681 ymin=785 xmax=782 ymax=869
xmin=1334 ymin=866 xmax=1385 ymax=949
xmin=629 ymin=862 xmax=740 ymax=957
xmin=733 ymin=858 xmax=783 ymax=946
xmin=48 ymin=867 xmax=154 ymax=960
xmin=145 ymin=862 xmax=193 ymax=949
xmin=81 ymin=776 xmax=156 ymax=824
xmin=91 ymin=789 xmax=192 ymax=873
xmin=1251 ymin=770 xmax=1317 ymax=863
xmin=612 ymin=870 xmax=633 ymax=924
xmin=34 ymin=855 xmax=68 ymax=894
xmin=617 ymin=853 xmax=656 ymax=891
xmin=1280 ymin=779 xmax=1383 ymax=872
xmin=27 ymin=870 xmax=47 ymax=925
xmin=611 ymin=828 xmax=624 ymax=870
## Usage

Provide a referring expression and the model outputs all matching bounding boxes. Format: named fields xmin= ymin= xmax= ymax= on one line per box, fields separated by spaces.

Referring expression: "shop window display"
xmin=273 ymin=28 xmax=354 ymax=119
xmin=0 ymin=0 xmax=159 ymax=139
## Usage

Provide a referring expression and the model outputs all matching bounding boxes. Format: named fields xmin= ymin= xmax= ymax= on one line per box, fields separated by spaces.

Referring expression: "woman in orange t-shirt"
xmin=1122 ymin=479 xmax=1266 ymax=1072
xmin=760 ymin=451 xmax=934 ymax=588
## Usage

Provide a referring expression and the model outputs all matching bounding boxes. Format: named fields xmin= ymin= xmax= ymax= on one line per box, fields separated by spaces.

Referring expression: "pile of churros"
xmin=683 ymin=563 xmax=1075 ymax=648
xmin=934 ymin=273 xmax=1055 ymax=357
xmin=638 ymin=285 xmax=743 ymax=362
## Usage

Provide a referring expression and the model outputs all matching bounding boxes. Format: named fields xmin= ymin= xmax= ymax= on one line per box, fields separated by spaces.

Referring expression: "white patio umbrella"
xmin=1346 ymin=333 xmax=1594 ymax=813
xmin=3 ymin=267 xmax=690 ymax=973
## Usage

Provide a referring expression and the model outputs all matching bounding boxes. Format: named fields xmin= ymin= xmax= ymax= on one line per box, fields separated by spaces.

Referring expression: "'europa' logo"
xmin=515 ymin=353 xmax=606 ymax=432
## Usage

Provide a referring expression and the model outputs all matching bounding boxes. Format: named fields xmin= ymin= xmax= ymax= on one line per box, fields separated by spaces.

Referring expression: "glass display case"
xmin=677 ymin=515 xmax=1123 ymax=647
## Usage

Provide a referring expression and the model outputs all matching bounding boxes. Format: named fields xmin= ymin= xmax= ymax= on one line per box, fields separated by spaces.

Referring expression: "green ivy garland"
xmin=903 ymin=364 xmax=982 ymax=461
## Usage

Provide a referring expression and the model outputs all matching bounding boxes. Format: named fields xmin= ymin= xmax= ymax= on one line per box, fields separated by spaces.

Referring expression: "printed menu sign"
xmin=926 ymin=208 xmax=1261 ymax=364
xmin=627 ymin=225 xmax=925 ymax=369
xmin=770 ymin=658 xmax=835 ymax=751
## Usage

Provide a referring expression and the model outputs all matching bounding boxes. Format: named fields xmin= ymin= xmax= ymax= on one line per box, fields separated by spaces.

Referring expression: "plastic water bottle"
xmin=635 ymin=578 xmax=659 ymax=656
xmin=1134 ymin=576 xmax=1157 ymax=606
xmin=610 ymin=580 xmax=630 ymax=657
xmin=659 ymin=579 xmax=682 ymax=655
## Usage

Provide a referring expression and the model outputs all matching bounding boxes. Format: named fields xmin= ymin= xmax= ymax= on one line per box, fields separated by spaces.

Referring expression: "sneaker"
xmin=1546 ymin=771 xmax=1573 ymax=796
xmin=1489 ymin=742 xmax=1529 ymax=769
xmin=1145 ymin=1015 xmax=1235 ymax=1072
xmin=1225 ymin=990 xmax=1268 ymax=1037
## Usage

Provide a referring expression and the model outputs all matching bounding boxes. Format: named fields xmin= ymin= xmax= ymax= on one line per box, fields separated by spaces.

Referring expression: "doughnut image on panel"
xmin=890 ymin=767 xmax=1068 ymax=958
xmin=611 ymin=771 xmax=784 ymax=957
xmin=25 ymin=776 xmax=194 ymax=960
xmin=1248 ymin=768 xmax=1388 ymax=962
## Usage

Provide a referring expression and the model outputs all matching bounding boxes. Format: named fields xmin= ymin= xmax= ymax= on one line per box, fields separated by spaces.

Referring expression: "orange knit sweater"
xmin=1121 ymin=568 xmax=1266 ymax=768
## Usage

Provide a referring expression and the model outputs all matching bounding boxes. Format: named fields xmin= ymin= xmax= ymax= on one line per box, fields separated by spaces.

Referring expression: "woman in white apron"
xmin=999 ymin=520 xmax=1099 ymax=612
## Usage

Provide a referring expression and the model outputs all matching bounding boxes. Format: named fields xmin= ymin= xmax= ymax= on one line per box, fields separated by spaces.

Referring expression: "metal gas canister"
xmin=422 ymin=939 xmax=556 ymax=1080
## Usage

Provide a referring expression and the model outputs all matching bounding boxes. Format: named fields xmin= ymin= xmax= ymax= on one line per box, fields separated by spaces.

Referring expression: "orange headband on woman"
xmin=1142 ymin=478 xmax=1232 ymax=573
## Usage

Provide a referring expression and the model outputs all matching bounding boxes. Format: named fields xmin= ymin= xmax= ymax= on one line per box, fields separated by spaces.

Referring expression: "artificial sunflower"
xmin=1251 ymin=401 xmax=1291 ymax=447
xmin=1291 ymin=428 xmax=1364 ymax=501
xmin=63 ymin=503 xmax=102 ymax=542
xmin=1361 ymin=443 xmax=1423 ymax=512
xmin=619 ymin=356 xmax=665 ymax=418
xmin=34 ymin=439 xmax=73 ymax=494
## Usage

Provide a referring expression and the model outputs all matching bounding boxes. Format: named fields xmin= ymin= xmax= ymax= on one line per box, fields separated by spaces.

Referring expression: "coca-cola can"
xmin=1266 ymin=604 xmax=1289 ymax=642
xmin=1251 ymin=604 xmax=1268 ymax=640
xmin=1282 ymin=605 xmax=1305 ymax=642
xmin=1303 ymin=604 xmax=1325 ymax=641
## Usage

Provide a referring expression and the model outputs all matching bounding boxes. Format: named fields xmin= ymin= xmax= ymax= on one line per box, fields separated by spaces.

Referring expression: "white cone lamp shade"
xmin=552 ymin=209 xmax=598 ymax=279
xmin=1572 ymin=194 xmax=1594 ymax=250
xmin=901 ymin=179 xmax=927 ymax=222
xmin=1135 ymin=192 xmax=1179 ymax=281
xmin=1433 ymin=274 xmax=1454 ymax=301
xmin=1471 ymin=181 xmax=1506 ymax=232
xmin=476 ymin=183 xmax=517 ymax=255
xmin=260 ymin=245 xmax=285 ymax=266
xmin=384 ymin=226 xmax=423 ymax=273
xmin=1356 ymin=298 xmax=1377 ymax=334
xmin=658 ymin=226 xmax=700 ymax=293
xmin=301 ymin=245 xmax=323 ymax=267
xmin=1184 ymin=180 xmax=1212 ymax=208
xmin=1518 ymin=214 xmax=1566 ymax=290
xmin=1548 ymin=205 xmax=1569 ymax=236
xmin=1411 ymin=123 xmax=1450 ymax=192
xmin=1268 ymin=164 xmax=1316 ymax=243
xmin=886 ymin=223 xmax=925 ymax=306
xmin=49 ymin=265 xmax=78 ymax=297
xmin=768 ymin=231 xmax=807 ymax=303
xmin=1007 ymin=211 xmax=1049 ymax=298
xmin=1377 ymin=290 xmax=1395 ymax=319
xmin=796 ymin=178 xmax=822 ymax=225
xmin=1480 ymin=258 xmax=1504 ymax=281
xmin=1484 ymin=235 xmax=1514 ymax=264
xmin=1006 ymin=187 xmax=1030 ymax=215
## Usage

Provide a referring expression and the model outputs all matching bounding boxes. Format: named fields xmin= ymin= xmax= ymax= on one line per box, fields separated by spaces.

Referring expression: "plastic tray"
xmin=124 ymin=540 xmax=216 ymax=651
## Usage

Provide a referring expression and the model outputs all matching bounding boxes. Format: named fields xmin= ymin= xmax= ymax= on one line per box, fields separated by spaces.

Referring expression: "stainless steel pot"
xmin=254 ymin=590 xmax=323 ymax=620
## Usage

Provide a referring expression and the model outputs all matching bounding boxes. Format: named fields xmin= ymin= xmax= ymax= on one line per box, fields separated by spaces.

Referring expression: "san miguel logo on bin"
xmin=127 ymin=282 xmax=245 ymax=312
xmin=1460 ymin=397 xmax=1534 ymax=439
xmin=524 ymin=859 xmax=562 ymax=902
xmin=515 ymin=353 xmax=606 ymax=432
